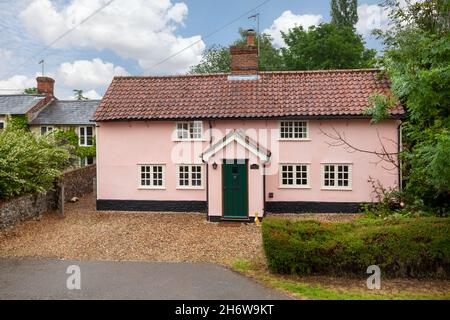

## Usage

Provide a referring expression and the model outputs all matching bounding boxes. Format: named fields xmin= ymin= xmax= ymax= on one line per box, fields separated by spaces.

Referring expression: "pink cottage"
xmin=93 ymin=31 xmax=404 ymax=222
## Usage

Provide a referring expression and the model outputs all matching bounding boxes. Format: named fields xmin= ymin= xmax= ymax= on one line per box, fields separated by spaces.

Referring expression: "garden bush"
xmin=0 ymin=123 xmax=70 ymax=199
xmin=262 ymin=217 xmax=450 ymax=278
xmin=53 ymin=129 xmax=96 ymax=159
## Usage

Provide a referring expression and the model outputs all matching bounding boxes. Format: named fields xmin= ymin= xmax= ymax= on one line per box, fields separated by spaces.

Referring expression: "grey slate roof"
xmin=0 ymin=95 xmax=46 ymax=115
xmin=30 ymin=100 xmax=100 ymax=125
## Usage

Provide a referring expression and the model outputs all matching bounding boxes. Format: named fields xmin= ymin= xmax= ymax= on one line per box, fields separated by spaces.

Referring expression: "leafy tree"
xmin=0 ymin=119 xmax=70 ymax=199
xmin=190 ymin=24 xmax=376 ymax=73
xmin=330 ymin=0 xmax=359 ymax=28
xmin=24 ymin=87 xmax=38 ymax=94
xmin=367 ymin=0 xmax=450 ymax=214
xmin=281 ymin=23 xmax=376 ymax=70
xmin=189 ymin=44 xmax=231 ymax=74
xmin=189 ymin=31 xmax=283 ymax=74
xmin=73 ymin=89 xmax=88 ymax=101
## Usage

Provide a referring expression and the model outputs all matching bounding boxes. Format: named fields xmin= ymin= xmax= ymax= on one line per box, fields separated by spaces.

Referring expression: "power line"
xmin=6 ymin=0 xmax=116 ymax=79
xmin=146 ymin=0 xmax=272 ymax=73
xmin=4 ymin=0 xmax=272 ymax=80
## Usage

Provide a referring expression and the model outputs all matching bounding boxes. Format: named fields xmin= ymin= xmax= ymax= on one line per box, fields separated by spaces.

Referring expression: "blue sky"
xmin=0 ymin=0 xmax=390 ymax=100
xmin=181 ymin=0 xmax=383 ymax=48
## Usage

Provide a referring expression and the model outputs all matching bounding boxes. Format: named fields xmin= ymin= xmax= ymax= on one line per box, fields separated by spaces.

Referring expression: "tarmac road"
xmin=0 ymin=258 xmax=291 ymax=300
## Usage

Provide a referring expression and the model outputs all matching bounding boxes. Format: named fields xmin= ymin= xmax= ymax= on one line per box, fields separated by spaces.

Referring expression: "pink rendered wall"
xmin=97 ymin=119 xmax=400 ymax=210
xmin=264 ymin=120 xmax=399 ymax=203
xmin=97 ymin=121 xmax=206 ymax=201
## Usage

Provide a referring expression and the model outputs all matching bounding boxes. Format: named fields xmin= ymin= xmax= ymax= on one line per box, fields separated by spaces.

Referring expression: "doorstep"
xmin=208 ymin=216 xmax=261 ymax=223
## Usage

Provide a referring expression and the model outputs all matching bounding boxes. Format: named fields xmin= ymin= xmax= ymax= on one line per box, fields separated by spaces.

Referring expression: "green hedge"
xmin=262 ymin=217 xmax=450 ymax=278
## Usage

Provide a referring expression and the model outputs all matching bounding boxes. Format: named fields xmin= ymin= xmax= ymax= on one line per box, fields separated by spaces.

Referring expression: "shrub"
xmin=7 ymin=115 xmax=28 ymax=130
xmin=362 ymin=177 xmax=447 ymax=218
xmin=53 ymin=129 xmax=96 ymax=166
xmin=362 ymin=178 xmax=405 ymax=218
xmin=0 ymin=125 xmax=70 ymax=199
xmin=262 ymin=217 xmax=450 ymax=278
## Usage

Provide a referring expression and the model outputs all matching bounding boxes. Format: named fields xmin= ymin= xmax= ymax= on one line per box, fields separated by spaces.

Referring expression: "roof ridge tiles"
xmin=259 ymin=68 xmax=380 ymax=74
xmin=55 ymin=99 xmax=102 ymax=102
xmin=0 ymin=94 xmax=46 ymax=97
xmin=113 ymin=68 xmax=381 ymax=80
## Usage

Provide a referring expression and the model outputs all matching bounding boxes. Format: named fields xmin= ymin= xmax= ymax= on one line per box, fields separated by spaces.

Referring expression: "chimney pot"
xmin=246 ymin=29 xmax=256 ymax=46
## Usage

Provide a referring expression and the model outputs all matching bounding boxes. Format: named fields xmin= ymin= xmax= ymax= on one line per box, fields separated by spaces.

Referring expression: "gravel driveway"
xmin=0 ymin=194 xmax=263 ymax=264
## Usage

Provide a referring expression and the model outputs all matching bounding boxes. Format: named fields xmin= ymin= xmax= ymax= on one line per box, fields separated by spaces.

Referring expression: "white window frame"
xmin=279 ymin=163 xmax=311 ymax=188
xmin=138 ymin=164 xmax=166 ymax=190
xmin=79 ymin=156 xmax=95 ymax=167
xmin=279 ymin=121 xmax=310 ymax=140
xmin=79 ymin=126 xmax=94 ymax=146
xmin=321 ymin=163 xmax=352 ymax=190
xmin=176 ymin=164 xmax=204 ymax=189
xmin=40 ymin=126 xmax=54 ymax=136
xmin=174 ymin=121 xmax=204 ymax=141
xmin=0 ymin=120 xmax=5 ymax=130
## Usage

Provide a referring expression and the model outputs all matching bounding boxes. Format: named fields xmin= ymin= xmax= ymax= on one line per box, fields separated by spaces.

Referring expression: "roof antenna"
xmin=248 ymin=13 xmax=260 ymax=60
xmin=39 ymin=59 xmax=45 ymax=76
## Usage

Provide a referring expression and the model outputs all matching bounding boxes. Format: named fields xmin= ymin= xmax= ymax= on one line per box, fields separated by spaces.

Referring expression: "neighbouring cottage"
xmin=94 ymin=30 xmax=404 ymax=221
xmin=0 ymin=77 xmax=99 ymax=166
xmin=0 ymin=92 xmax=48 ymax=129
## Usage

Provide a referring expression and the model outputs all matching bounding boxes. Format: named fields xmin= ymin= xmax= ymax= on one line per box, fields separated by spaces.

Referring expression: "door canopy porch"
xmin=200 ymin=129 xmax=271 ymax=163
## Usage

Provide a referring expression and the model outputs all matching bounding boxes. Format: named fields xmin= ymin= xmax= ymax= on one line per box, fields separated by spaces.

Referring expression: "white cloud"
xmin=0 ymin=75 xmax=36 ymax=94
xmin=264 ymin=10 xmax=322 ymax=47
xmin=167 ymin=2 xmax=188 ymax=24
xmin=356 ymin=1 xmax=424 ymax=36
xmin=0 ymin=72 xmax=104 ymax=100
xmin=19 ymin=0 xmax=205 ymax=74
xmin=58 ymin=58 xmax=128 ymax=88
xmin=0 ymin=58 xmax=117 ymax=100
xmin=84 ymin=89 xmax=102 ymax=100
xmin=356 ymin=4 xmax=390 ymax=35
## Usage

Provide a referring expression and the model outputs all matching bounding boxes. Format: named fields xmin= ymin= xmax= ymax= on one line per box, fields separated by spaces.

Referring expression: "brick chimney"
xmin=26 ymin=77 xmax=55 ymax=120
xmin=36 ymin=76 xmax=55 ymax=97
xmin=230 ymin=29 xmax=258 ymax=75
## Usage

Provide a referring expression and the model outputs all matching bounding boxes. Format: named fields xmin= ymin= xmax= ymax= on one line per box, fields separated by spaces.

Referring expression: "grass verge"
xmin=231 ymin=258 xmax=450 ymax=300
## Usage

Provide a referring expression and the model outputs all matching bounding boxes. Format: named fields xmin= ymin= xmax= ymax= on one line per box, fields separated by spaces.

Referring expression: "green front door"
xmin=223 ymin=160 xmax=248 ymax=218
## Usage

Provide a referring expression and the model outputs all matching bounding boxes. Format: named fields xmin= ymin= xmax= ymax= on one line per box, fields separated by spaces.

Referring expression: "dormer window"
xmin=176 ymin=121 xmax=203 ymax=141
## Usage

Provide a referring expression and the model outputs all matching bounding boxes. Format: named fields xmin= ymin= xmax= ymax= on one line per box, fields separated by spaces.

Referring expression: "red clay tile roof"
xmin=93 ymin=69 xmax=404 ymax=121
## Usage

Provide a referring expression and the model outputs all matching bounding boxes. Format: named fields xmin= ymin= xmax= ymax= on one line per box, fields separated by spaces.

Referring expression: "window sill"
xmin=278 ymin=185 xmax=311 ymax=189
xmin=321 ymin=162 xmax=353 ymax=164
xmin=321 ymin=187 xmax=352 ymax=191
xmin=172 ymin=139 xmax=206 ymax=142
xmin=278 ymin=138 xmax=311 ymax=142
xmin=176 ymin=187 xmax=205 ymax=190
xmin=138 ymin=187 xmax=166 ymax=190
